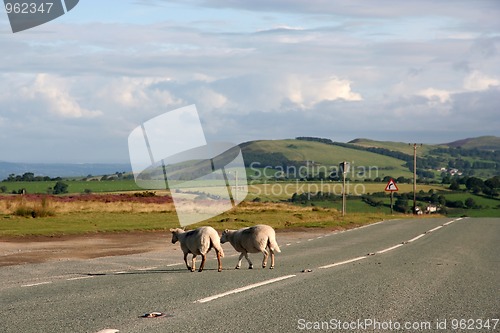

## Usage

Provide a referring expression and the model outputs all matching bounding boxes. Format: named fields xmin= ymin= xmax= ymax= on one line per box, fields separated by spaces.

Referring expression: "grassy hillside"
xmin=241 ymin=139 xmax=413 ymax=180
xmin=348 ymin=138 xmax=438 ymax=156
xmin=349 ymin=136 xmax=500 ymax=179
xmin=444 ymin=136 xmax=500 ymax=150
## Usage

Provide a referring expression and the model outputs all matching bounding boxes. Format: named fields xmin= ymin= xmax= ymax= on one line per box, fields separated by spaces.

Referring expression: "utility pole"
xmin=340 ymin=161 xmax=349 ymax=217
xmin=410 ymin=143 xmax=422 ymax=214
xmin=234 ymin=170 xmax=238 ymax=202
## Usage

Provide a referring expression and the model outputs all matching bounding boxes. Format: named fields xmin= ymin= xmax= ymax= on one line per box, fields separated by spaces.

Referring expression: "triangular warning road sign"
xmin=385 ymin=178 xmax=399 ymax=191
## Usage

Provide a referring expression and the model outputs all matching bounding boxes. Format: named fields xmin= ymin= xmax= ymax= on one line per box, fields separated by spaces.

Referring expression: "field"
xmin=1 ymin=180 xmax=143 ymax=194
xmin=247 ymin=181 xmax=445 ymax=201
xmin=441 ymin=193 xmax=500 ymax=217
xmin=0 ymin=193 xmax=401 ymax=237
xmin=1 ymin=177 xmax=498 ymax=238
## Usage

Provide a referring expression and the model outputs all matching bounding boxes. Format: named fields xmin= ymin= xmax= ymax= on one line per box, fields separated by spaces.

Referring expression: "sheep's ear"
xmin=182 ymin=226 xmax=186 ymax=231
xmin=169 ymin=228 xmax=175 ymax=232
xmin=224 ymin=229 xmax=228 ymax=233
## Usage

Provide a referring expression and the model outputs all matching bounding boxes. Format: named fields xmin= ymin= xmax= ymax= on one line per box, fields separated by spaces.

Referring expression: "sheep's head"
xmin=169 ymin=228 xmax=183 ymax=244
xmin=220 ymin=229 xmax=230 ymax=243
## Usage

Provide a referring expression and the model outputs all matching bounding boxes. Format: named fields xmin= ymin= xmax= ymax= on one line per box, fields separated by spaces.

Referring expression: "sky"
xmin=0 ymin=0 xmax=499 ymax=163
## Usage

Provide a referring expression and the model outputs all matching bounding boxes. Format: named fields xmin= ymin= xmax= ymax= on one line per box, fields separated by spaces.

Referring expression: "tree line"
xmin=2 ymin=172 xmax=62 ymax=182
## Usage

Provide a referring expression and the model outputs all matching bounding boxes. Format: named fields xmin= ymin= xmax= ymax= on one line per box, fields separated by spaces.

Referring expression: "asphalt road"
xmin=1 ymin=218 xmax=499 ymax=333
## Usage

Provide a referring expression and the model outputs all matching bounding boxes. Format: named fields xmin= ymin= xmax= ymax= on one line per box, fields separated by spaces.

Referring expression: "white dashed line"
xmin=319 ymin=218 xmax=462 ymax=269
xmin=319 ymin=256 xmax=367 ymax=269
xmin=95 ymin=329 xmax=119 ymax=333
xmin=136 ymin=266 xmax=157 ymax=271
xmin=67 ymin=276 xmax=94 ymax=281
xmin=427 ymin=225 xmax=443 ymax=233
xmin=166 ymin=263 xmax=183 ymax=267
xmin=406 ymin=233 xmax=426 ymax=243
xmin=376 ymin=243 xmax=404 ymax=254
xmin=194 ymin=275 xmax=296 ymax=303
xmin=22 ymin=281 xmax=52 ymax=287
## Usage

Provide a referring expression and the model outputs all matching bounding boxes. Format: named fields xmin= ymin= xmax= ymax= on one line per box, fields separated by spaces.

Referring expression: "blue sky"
xmin=1 ymin=0 xmax=499 ymax=163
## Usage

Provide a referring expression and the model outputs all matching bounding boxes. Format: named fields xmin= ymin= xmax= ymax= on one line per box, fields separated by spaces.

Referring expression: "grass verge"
xmin=0 ymin=201 xmax=413 ymax=238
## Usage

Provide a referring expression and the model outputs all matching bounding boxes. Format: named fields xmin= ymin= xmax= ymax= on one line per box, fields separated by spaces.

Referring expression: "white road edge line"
xmin=195 ymin=275 xmax=296 ymax=304
xmin=22 ymin=281 xmax=52 ymax=287
xmin=319 ymin=256 xmax=366 ymax=269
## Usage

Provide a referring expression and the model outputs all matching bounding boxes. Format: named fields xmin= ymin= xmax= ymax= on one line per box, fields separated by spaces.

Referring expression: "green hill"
xmin=241 ymin=139 xmax=413 ymax=180
xmin=348 ymin=138 xmax=438 ymax=156
xmin=444 ymin=136 xmax=500 ymax=150
xmin=241 ymin=136 xmax=500 ymax=181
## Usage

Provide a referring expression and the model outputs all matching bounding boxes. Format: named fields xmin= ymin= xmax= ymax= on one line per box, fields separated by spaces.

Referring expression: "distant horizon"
xmin=1 ymin=134 xmax=498 ymax=165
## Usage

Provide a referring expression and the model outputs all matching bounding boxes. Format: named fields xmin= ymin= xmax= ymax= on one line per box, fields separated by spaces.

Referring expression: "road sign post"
xmin=339 ymin=162 xmax=350 ymax=217
xmin=385 ymin=178 xmax=399 ymax=214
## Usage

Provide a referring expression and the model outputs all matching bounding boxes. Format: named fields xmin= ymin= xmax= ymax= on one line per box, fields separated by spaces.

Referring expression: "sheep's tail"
xmin=211 ymin=236 xmax=225 ymax=258
xmin=268 ymin=235 xmax=281 ymax=253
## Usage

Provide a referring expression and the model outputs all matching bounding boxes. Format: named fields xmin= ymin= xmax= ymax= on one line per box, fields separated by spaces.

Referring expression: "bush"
xmin=13 ymin=196 xmax=55 ymax=218
xmin=133 ymin=191 xmax=156 ymax=197
xmin=53 ymin=181 xmax=68 ymax=194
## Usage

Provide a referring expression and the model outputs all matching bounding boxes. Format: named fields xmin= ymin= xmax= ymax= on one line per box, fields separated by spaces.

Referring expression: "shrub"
xmin=13 ymin=196 xmax=55 ymax=218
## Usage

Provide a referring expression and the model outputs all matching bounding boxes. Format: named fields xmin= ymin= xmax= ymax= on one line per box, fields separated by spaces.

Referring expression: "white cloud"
xmin=417 ymin=88 xmax=452 ymax=103
xmin=463 ymin=71 xmax=499 ymax=91
xmin=1 ymin=1 xmax=499 ymax=163
xmin=189 ymin=86 xmax=229 ymax=111
xmin=21 ymin=74 xmax=102 ymax=119
xmin=100 ymin=77 xmax=183 ymax=110
xmin=285 ymin=75 xmax=362 ymax=108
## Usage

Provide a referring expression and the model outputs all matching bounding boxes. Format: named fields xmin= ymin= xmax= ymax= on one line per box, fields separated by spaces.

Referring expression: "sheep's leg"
xmin=216 ymin=250 xmax=222 ymax=272
xmin=245 ymin=252 xmax=254 ymax=269
xmin=183 ymin=252 xmax=191 ymax=271
xmin=198 ymin=253 xmax=206 ymax=272
xmin=262 ymin=249 xmax=269 ymax=268
xmin=191 ymin=254 xmax=197 ymax=272
xmin=269 ymin=249 xmax=275 ymax=269
xmin=235 ymin=253 xmax=244 ymax=269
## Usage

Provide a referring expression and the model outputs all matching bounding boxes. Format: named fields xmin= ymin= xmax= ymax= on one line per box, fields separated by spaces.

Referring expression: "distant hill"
xmin=444 ymin=136 xmax=500 ymax=150
xmin=0 ymin=161 xmax=131 ymax=180
xmin=350 ymin=136 xmax=500 ymax=152
xmin=240 ymin=138 xmax=413 ymax=179
xmin=348 ymin=138 xmax=439 ymax=155
xmin=1 ymin=136 xmax=498 ymax=181
xmin=348 ymin=136 xmax=500 ymax=179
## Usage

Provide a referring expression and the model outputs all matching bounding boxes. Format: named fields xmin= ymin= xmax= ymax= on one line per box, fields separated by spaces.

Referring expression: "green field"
xmin=0 ymin=203 xmax=397 ymax=237
xmin=0 ymin=212 xmax=178 ymax=237
xmin=246 ymin=182 xmax=446 ymax=201
xmin=442 ymin=193 xmax=500 ymax=217
xmin=1 ymin=180 xmax=143 ymax=194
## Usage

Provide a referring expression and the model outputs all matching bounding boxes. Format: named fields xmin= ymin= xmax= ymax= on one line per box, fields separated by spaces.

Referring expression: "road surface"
xmin=0 ymin=218 xmax=498 ymax=332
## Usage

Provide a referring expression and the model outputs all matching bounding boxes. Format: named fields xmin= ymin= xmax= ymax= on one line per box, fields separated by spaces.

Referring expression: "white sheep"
xmin=221 ymin=224 xmax=281 ymax=269
xmin=169 ymin=226 xmax=224 ymax=272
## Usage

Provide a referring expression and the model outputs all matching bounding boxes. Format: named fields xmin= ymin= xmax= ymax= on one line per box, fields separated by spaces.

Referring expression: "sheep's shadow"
xmin=83 ymin=267 xmax=222 ymax=276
